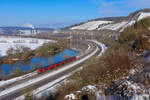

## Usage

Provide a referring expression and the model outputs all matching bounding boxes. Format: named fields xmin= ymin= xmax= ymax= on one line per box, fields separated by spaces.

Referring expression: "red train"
xmin=38 ymin=56 xmax=76 ymax=74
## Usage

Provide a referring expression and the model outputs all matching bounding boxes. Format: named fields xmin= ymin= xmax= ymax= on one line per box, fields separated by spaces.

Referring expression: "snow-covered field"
xmin=0 ymin=36 xmax=55 ymax=56
xmin=120 ymin=20 xmax=136 ymax=32
xmin=70 ymin=20 xmax=128 ymax=31
xmin=70 ymin=20 xmax=112 ymax=30
xmin=98 ymin=21 xmax=128 ymax=31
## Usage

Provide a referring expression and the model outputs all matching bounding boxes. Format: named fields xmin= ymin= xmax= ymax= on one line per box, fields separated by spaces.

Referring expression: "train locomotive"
xmin=38 ymin=56 xmax=76 ymax=74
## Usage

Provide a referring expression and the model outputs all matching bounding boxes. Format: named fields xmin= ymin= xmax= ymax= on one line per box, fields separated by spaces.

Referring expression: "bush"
xmin=6 ymin=48 xmax=14 ymax=56
xmin=45 ymin=92 xmax=59 ymax=100
xmin=119 ymin=17 xmax=150 ymax=43
xmin=35 ymin=40 xmax=67 ymax=57
xmin=24 ymin=92 xmax=35 ymax=100
xmin=133 ymin=34 xmax=150 ymax=53
xmin=118 ymin=17 xmax=150 ymax=54
xmin=54 ymin=18 xmax=150 ymax=100
xmin=57 ymin=48 xmax=134 ymax=99
xmin=21 ymin=47 xmax=33 ymax=61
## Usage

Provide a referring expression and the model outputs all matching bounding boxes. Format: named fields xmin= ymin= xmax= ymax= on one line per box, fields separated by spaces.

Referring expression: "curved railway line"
xmin=0 ymin=40 xmax=104 ymax=100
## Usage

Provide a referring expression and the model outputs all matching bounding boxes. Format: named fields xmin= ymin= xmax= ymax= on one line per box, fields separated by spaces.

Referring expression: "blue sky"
xmin=0 ymin=0 xmax=149 ymax=28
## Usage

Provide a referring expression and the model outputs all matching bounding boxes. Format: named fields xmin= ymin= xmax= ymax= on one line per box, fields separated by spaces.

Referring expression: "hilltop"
xmin=66 ymin=9 xmax=150 ymax=32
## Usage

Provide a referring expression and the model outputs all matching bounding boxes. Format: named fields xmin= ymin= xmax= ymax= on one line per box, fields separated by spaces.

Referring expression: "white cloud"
xmin=98 ymin=1 xmax=126 ymax=16
xmin=129 ymin=0 xmax=150 ymax=8
xmin=90 ymin=0 xmax=150 ymax=17
xmin=100 ymin=9 xmax=121 ymax=15
xmin=23 ymin=23 xmax=35 ymax=29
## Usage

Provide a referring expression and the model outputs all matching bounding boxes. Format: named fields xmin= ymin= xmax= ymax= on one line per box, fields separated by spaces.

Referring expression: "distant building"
xmin=19 ymin=28 xmax=39 ymax=35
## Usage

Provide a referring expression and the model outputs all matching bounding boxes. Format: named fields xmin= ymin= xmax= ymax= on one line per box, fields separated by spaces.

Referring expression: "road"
xmin=0 ymin=40 xmax=104 ymax=100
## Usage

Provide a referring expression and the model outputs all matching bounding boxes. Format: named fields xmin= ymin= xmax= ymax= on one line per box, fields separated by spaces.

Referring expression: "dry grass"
xmin=55 ymin=48 xmax=135 ymax=100
xmin=119 ymin=17 xmax=150 ymax=43
xmin=53 ymin=18 xmax=150 ymax=100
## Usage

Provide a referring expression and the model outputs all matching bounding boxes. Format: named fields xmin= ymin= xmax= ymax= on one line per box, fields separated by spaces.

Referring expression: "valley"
xmin=0 ymin=4 xmax=150 ymax=100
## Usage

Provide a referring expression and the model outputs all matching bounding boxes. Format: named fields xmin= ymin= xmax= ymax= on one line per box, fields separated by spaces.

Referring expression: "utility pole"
xmin=77 ymin=33 xmax=79 ymax=49
xmin=70 ymin=32 xmax=71 ymax=49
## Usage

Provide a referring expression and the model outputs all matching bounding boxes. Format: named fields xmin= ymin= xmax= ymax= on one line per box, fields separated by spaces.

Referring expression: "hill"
xmin=67 ymin=9 xmax=150 ymax=32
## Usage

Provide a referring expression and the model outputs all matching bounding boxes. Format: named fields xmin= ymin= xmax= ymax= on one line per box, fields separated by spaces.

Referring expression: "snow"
xmin=33 ymin=67 xmax=84 ymax=98
xmin=87 ymin=44 xmax=91 ymax=50
xmin=87 ymin=40 xmax=107 ymax=57
xmin=77 ymin=43 xmax=92 ymax=58
xmin=65 ymin=82 xmax=150 ymax=100
xmin=65 ymin=94 xmax=76 ymax=100
xmin=65 ymin=85 xmax=104 ymax=100
xmin=0 ymin=36 xmax=55 ymax=56
xmin=120 ymin=20 xmax=136 ymax=32
xmin=14 ymin=66 xmax=85 ymax=100
xmin=70 ymin=21 xmax=112 ymax=30
xmin=0 ymin=42 xmax=99 ymax=98
xmin=33 ymin=75 xmax=67 ymax=97
xmin=70 ymin=20 xmax=131 ymax=31
xmin=82 ymin=85 xmax=104 ymax=100
xmin=127 ymin=20 xmax=136 ymax=26
xmin=70 ymin=12 xmax=150 ymax=31
xmin=117 ymin=79 xmax=150 ymax=100
xmin=129 ymin=69 xmax=136 ymax=75
xmin=138 ymin=12 xmax=150 ymax=21
xmin=98 ymin=21 xmax=128 ymax=31
xmin=0 ymin=71 xmax=37 ymax=87
xmin=82 ymin=85 xmax=97 ymax=93
xmin=125 ymin=81 xmax=140 ymax=90
xmin=14 ymin=95 xmax=25 ymax=100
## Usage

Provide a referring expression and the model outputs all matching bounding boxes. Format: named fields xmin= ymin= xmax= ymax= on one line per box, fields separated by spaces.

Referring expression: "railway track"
xmin=0 ymin=40 xmax=101 ymax=100
xmin=0 ymin=42 xmax=93 ymax=90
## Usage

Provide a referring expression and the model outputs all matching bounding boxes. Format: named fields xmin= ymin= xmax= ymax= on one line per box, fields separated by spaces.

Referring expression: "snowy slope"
xmin=138 ymin=12 xmax=150 ymax=21
xmin=70 ymin=20 xmax=136 ymax=31
xmin=69 ymin=10 xmax=150 ymax=31
xmin=120 ymin=12 xmax=150 ymax=31
xmin=70 ymin=20 xmax=129 ymax=31
xmin=70 ymin=21 xmax=112 ymax=30
xmin=98 ymin=21 xmax=128 ymax=31
xmin=119 ymin=20 xmax=136 ymax=32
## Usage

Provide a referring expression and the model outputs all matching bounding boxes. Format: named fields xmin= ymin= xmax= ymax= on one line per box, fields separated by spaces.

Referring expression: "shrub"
xmin=119 ymin=17 xmax=150 ymax=43
xmin=24 ymin=92 xmax=35 ymax=100
xmin=55 ymin=18 xmax=150 ymax=100
xmin=34 ymin=40 xmax=67 ymax=57
xmin=21 ymin=47 xmax=33 ymax=61
xmin=6 ymin=48 xmax=14 ymax=56
xmin=45 ymin=92 xmax=59 ymax=100
xmin=57 ymin=49 xmax=134 ymax=99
